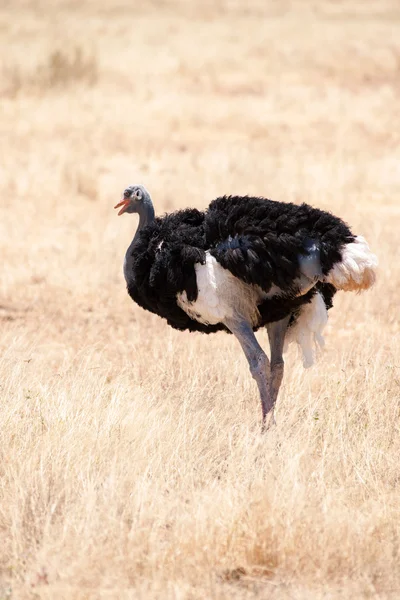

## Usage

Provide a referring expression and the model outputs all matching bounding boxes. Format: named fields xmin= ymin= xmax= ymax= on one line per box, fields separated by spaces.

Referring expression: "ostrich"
xmin=115 ymin=185 xmax=377 ymax=427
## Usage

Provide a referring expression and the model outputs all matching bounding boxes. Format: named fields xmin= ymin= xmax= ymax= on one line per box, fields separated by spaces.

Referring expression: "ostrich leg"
xmin=225 ymin=318 xmax=273 ymax=426
xmin=266 ymin=316 xmax=290 ymax=415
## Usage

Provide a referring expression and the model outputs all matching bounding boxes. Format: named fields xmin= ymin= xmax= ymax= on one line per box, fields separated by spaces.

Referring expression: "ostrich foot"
xmin=261 ymin=409 xmax=276 ymax=433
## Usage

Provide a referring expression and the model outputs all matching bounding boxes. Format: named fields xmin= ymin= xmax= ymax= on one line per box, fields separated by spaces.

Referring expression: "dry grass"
xmin=1 ymin=0 xmax=400 ymax=597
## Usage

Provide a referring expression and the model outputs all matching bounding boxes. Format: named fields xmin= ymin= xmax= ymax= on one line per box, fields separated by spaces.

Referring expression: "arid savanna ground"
xmin=1 ymin=0 xmax=400 ymax=598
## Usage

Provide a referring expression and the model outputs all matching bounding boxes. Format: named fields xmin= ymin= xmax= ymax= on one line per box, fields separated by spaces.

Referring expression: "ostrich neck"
xmin=123 ymin=198 xmax=155 ymax=285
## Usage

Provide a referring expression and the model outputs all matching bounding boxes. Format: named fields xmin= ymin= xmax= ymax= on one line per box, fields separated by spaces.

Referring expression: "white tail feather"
xmin=326 ymin=236 xmax=378 ymax=292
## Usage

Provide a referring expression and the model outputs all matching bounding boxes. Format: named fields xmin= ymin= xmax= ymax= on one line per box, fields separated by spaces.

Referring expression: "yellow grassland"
xmin=0 ymin=1 xmax=399 ymax=597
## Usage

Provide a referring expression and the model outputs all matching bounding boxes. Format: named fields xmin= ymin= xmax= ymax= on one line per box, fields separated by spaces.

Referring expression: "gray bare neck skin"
xmin=123 ymin=198 xmax=155 ymax=285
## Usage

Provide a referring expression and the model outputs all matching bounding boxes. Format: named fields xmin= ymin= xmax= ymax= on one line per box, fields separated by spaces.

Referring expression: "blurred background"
xmin=1 ymin=0 xmax=399 ymax=346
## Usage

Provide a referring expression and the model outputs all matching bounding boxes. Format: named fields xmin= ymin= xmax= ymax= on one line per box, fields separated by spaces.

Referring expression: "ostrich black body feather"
xmin=126 ymin=196 xmax=354 ymax=333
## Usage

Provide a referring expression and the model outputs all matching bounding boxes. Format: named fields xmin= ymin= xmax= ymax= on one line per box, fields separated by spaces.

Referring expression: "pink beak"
xmin=114 ymin=198 xmax=130 ymax=215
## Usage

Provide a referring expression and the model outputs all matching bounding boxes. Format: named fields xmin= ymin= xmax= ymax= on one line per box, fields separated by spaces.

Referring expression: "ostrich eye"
xmin=123 ymin=189 xmax=131 ymax=198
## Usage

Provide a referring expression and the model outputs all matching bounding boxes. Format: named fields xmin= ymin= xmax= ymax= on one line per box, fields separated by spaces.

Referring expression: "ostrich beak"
xmin=114 ymin=198 xmax=130 ymax=215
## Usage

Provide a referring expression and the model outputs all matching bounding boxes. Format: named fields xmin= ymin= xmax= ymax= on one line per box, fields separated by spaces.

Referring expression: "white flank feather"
xmin=177 ymin=252 xmax=263 ymax=326
xmin=285 ymin=292 xmax=328 ymax=368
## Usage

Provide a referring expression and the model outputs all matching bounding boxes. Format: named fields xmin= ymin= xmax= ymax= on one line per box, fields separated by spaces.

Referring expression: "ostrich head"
xmin=114 ymin=184 xmax=151 ymax=215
